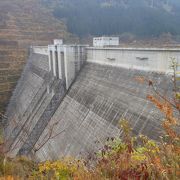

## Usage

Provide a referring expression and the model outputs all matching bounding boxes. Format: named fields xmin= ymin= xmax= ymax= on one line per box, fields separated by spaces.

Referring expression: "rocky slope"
xmin=0 ymin=0 xmax=74 ymax=113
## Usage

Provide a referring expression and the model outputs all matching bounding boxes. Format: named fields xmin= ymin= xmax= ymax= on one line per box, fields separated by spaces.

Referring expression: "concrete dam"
xmin=3 ymin=41 xmax=180 ymax=161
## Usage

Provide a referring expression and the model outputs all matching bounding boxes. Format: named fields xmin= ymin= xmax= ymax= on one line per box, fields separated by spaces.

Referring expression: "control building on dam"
xmin=3 ymin=39 xmax=180 ymax=161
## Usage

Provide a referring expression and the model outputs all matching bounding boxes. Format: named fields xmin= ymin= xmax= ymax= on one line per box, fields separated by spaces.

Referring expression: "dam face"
xmin=4 ymin=42 xmax=179 ymax=160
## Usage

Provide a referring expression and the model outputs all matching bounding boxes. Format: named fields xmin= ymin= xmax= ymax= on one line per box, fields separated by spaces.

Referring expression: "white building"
xmin=54 ymin=39 xmax=63 ymax=45
xmin=93 ymin=37 xmax=119 ymax=47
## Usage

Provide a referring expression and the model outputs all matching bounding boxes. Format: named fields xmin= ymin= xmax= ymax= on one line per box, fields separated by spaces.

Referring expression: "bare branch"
xmin=34 ymin=121 xmax=66 ymax=153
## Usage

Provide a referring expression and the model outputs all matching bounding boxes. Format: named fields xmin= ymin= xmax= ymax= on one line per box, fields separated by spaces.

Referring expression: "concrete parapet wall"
xmin=87 ymin=47 xmax=180 ymax=73
xmin=33 ymin=46 xmax=48 ymax=55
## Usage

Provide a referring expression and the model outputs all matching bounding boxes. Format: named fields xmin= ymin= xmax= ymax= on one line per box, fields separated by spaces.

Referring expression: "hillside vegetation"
xmin=44 ymin=0 xmax=180 ymax=38
xmin=0 ymin=0 xmax=74 ymax=113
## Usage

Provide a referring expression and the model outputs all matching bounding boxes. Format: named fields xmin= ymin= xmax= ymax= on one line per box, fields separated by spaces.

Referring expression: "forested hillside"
xmin=43 ymin=0 xmax=180 ymax=38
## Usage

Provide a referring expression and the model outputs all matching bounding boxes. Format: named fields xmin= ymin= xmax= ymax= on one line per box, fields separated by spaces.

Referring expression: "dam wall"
xmin=32 ymin=46 xmax=48 ymax=55
xmin=4 ymin=42 xmax=179 ymax=160
xmin=87 ymin=47 xmax=180 ymax=73
xmin=4 ymin=43 xmax=88 ymax=157
xmin=34 ymin=63 xmax=173 ymax=161
xmin=4 ymin=50 xmax=56 ymax=156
